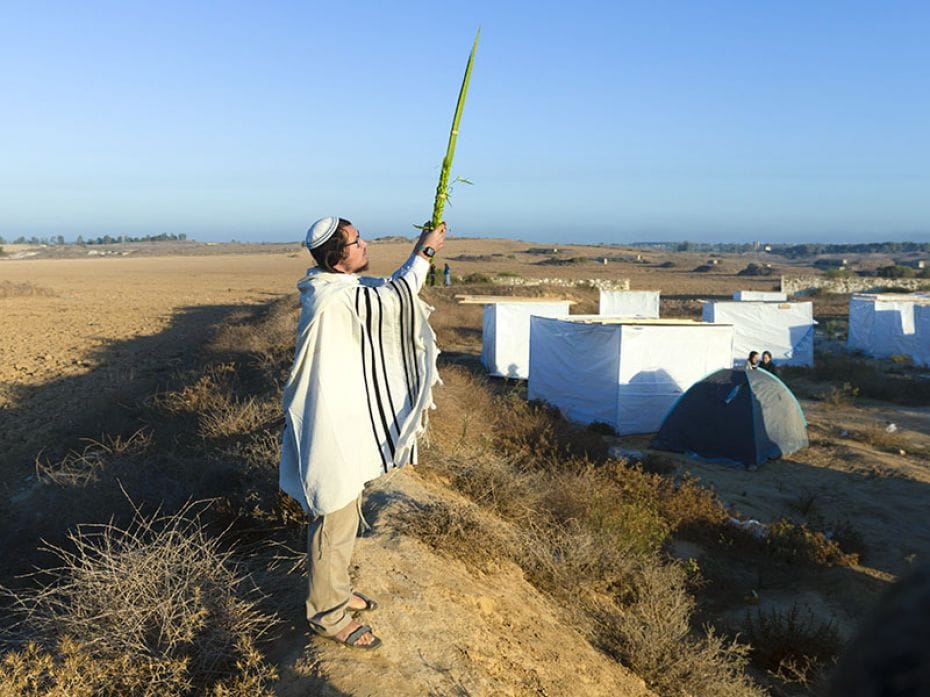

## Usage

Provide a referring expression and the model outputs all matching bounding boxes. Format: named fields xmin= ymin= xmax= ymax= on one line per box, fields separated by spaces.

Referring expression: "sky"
xmin=1 ymin=1 xmax=929 ymax=244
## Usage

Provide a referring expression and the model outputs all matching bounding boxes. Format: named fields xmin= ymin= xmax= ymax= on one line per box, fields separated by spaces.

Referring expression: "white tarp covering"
xmin=527 ymin=317 xmax=733 ymax=435
xmin=702 ymin=301 xmax=815 ymax=367
xmin=914 ymin=305 xmax=930 ymax=367
xmin=481 ymin=301 xmax=572 ymax=379
xmin=598 ymin=290 xmax=660 ymax=318
xmin=733 ymin=290 xmax=788 ymax=302
xmin=848 ymin=293 xmax=930 ymax=360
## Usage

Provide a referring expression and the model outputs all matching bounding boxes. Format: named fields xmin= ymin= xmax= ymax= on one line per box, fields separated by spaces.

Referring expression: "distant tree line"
xmin=0 ymin=235 xmax=66 ymax=245
xmin=77 ymin=232 xmax=188 ymax=245
xmin=775 ymin=242 xmax=930 ymax=258
xmin=630 ymin=241 xmax=930 ymax=257
xmin=0 ymin=233 xmax=188 ymax=245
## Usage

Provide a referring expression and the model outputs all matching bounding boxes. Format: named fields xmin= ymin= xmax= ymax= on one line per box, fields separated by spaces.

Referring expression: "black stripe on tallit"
xmin=373 ymin=289 xmax=402 ymax=439
xmin=356 ymin=288 xmax=389 ymax=470
xmin=389 ymin=279 xmax=415 ymax=404
xmin=363 ymin=287 xmax=396 ymax=468
xmin=396 ymin=276 xmax=421 ymax=393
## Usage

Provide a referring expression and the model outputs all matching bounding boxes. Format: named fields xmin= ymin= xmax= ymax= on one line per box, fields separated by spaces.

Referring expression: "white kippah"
xmin=306 ymin=216 xmax=340 ymax=250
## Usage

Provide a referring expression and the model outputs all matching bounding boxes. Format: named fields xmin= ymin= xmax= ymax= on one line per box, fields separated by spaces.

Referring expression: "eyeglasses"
xmin=343 ymin=235 xmax=362 ymax=249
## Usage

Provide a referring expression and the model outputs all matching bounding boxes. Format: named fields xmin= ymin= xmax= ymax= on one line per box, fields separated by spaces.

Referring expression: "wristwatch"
xmin=417 ymin=245 xmax=436 ymax=258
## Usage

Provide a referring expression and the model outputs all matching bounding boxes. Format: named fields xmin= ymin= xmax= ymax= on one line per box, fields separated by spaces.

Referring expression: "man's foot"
xmin=329 ymin=622 xmax=382 ymax=650
xmin=347 ymin=591 xmax=378 ymax=612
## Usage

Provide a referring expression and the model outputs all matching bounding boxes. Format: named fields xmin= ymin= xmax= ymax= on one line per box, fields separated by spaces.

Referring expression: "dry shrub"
xmin=828 ymin=519 xmax=868 ymax=561
xmin=745 ymin=604 xmax=842 ymax=685
xmin=439 ymin=455 xmax=536 ymax=521
xmin=35 ymin=429 xmax=152 ymax=486
xmin=0 ymin=281 xmax=57 ymax=298
xmin=426 ymin=365 xmax=499 ymax=457
xmin=0 ymin=502 xmax=277 ymax=695
xmin=824 ymin=382 xmax=859 ymax=406
xmin=221 ymin=430 xmax=281 ymax=471
xmin=764 ymin=519 xmax=858 ymax=567
xmin=599 ymin=461 xmax=729 ymax=536
xmin=156 ymin=363 xmax=239 ymax=414
xmin=597 ymin=559 xmax=766 ymax=697
xmin=786 ymin=354 xmax=930 ymax=406
xmin=155 ymin=364 xmax=278 ymax=440
xmin=0 ymin=635 xmax=272 ymax=697
xmin=0 ymin=637 xmax=189 ymax=696
xmin=516 ymin=517 xmax=636 ymax=600
xmin=426 ymin=298 xmax=484 ymax=350
xmin=199 ymin=395 xmax=278 ymax=439
xmin=399 ymin=498 xmax=519 ymax=571
xmin=209 ymin=299 xmax=296 ymax=373
xmin=494 ymin=394 xmax=608 ymax=466
xmin=541 ymin=465 xmax=669 ymax=558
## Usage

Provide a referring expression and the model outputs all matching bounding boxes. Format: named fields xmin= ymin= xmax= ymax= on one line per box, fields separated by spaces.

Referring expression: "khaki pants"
xmin=306 ymin=496 xmax=361 ymax=636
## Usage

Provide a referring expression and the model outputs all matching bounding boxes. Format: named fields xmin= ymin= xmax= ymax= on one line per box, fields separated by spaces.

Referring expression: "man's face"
xmin=333 ymin=224 xmax=369 ymax=274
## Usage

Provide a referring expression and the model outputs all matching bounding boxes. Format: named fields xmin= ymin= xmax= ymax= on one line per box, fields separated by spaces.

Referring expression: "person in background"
xmin=759 ymin=350 xmax=777 ymax=376
xmin=427 ymin=263 xmax=437 ymax=287
xmin=744 ymin=351 xmax=759 ymax=370
xmin=443 ymin=262 xmax=452 ymax=287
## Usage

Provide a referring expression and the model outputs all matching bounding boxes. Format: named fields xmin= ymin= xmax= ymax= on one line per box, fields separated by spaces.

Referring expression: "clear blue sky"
xmin=2 ymin=1 xmax=928 ymax=244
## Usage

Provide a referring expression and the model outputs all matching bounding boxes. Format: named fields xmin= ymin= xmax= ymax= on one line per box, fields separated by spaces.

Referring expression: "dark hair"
xmin=749 ymin=351 xmax=759 ymax=361
xmin=761 ymin=351 xmax=773 ymax=361
xmin=310 ymin=218 xmax=352 ymax=272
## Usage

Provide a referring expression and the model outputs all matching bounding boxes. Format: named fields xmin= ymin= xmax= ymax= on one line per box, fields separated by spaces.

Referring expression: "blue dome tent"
xmin=651 ymin=368 xmax=808 ymax=467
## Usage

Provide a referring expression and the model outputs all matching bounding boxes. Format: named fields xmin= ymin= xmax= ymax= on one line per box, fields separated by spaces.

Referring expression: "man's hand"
xmin=416 ymin=222 xmax=447 ymax=259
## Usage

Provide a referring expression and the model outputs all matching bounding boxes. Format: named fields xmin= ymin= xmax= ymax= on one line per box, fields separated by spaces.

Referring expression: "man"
xmin=280 ymin=216 xmax=446 ymax=650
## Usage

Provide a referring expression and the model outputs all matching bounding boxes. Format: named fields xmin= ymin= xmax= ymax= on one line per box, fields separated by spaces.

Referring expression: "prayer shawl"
xmin=279 ymin=265 xmax=440 ymax=516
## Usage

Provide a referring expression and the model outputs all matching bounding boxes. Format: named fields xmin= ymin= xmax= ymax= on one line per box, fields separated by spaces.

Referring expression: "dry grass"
xmin=848 ymin=425 xmax=927 ymax=457
xmin=34 ymin=429 xmax=153 ymax=486
xmin=717 ymin=518 xmax=858 ymax=568
xmin=398 ymin=498 xmax=521 ymax=573
xmin=823 ymin=382 xmax=860 ymax=407
xmin=784 ymin=353 xmax=930 ymax=406
xmin=413 ymin=366 xmax=769 ymax=696
xmin=154 ymin=363 xmax=280 ymax=441
xmin=0 ymin=501 xmax=276 ymax=695
xmin=596 ymin=560 xmax=766 ymax=697
xmin=0 ymin=281 xmax=57 ymax=298
xmin=745 ymin=604 xmax=842 ymax=685
xmin=209 ymin=299 xmax=297 ymax=375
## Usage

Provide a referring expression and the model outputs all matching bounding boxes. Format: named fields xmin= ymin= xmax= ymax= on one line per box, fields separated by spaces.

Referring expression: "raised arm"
xmin=389 ymin=222 xmax=448 ymax=292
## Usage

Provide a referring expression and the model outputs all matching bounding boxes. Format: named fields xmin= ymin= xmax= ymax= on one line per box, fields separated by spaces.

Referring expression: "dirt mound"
xmin=275 ymin=469 xmax=653 ymax=697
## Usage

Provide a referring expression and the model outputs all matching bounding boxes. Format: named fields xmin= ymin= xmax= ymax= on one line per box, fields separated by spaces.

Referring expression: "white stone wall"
xmin=781 ymin=275 xmax=927 ymax=296
xmin=493 ymin=276 xmax=630 ymax=291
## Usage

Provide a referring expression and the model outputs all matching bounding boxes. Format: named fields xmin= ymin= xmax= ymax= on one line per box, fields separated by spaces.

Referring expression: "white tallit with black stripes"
xmin=279 ymin=256 xmax=440 ymax=516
